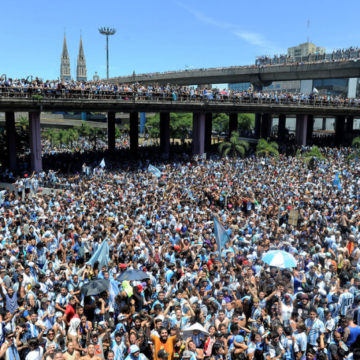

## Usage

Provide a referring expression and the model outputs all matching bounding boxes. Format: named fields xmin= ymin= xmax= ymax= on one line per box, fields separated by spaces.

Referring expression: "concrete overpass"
xmin=110 ymin=60 xmax=360 ymax=86
xmin=0 ymin=97 xmax=358 ymax=172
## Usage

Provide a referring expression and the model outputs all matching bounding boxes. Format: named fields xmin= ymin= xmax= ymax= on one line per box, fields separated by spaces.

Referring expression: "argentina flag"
xmin=213 ymin=216 xmax=230 ymax=263
xmin=148 ymin=164 xmax=162 ymax=178
xmin=333 ymin=173 xmax=342 ymax=191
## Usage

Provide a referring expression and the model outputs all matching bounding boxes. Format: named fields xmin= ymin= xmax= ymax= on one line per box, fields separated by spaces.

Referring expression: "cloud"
xmin=176 ymin=2 xmax=281 ymax=52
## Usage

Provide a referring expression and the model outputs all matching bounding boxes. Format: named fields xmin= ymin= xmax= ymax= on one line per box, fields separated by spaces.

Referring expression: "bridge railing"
xmin=255 ymin=51 xmax=360 ymax=66
xmin=0 ymin=87 xmax=359 ymax=108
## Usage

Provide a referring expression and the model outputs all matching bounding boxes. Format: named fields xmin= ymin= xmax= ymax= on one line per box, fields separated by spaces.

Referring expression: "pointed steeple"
xmin=77 ymin=35 xmax=87 ymax=81
xmin=60 ymin=33 xmax=71 ymax=81
xmin=62 ymin=34 xmax=69 ymax=59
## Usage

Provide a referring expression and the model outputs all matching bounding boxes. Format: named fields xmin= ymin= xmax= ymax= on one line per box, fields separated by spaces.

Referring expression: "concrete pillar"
xmin=140 ymin=113 xmax=146 ymax=134
xmin=81 ymin=112 xmax=87 ymax=121
xmin=346 ymin=116 xmax=354 ymax=132
xmin=5 ymin=112 xmax=17 ymax=170
xmin=334 ymin=115 xmax=345 ymax=147
xmin=29 ymin=112 xmax=42 ymax=172
xmin=348 ymin=78 xmax=357 ymax=98
xmin=160 ymin=112 xmax=170 ymax=156
xmin=107 ymin=112 xmax=116 ymax=153
xmin=254 ymin=113 xmax=261 ymax=138
xmin=229 ymin=113 xmax=238 ymax=135
xmin=192 ymin=113 xmax=205 ymax=155
xmin=322 ymin=117 xmax=326 ymax=130
xmin=295 ymin=114 xmax=308 ymax=146
xmin=278 ymin=114 xmax=286 ymax=141
xmin=205 ymin=113 xmax=212 ymax=152
xmin=261 ymin=114 xmax=272 ymax=139
xmin=307 ymin=115 xmax=314 ymax=144
xmin=130 ymin=112 xmax=138 ymax=156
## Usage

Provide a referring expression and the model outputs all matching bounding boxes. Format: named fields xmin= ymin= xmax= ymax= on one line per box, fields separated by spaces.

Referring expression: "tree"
xmin=115 ymin=126 xmax=122 ymax=139
xmin=256 ymin=138 xmax=279 ymax=161
xmin=213 ymin=113 xmax=228 ymax=133
xmin=57 ymin=130 xmax=69 ymax=147
xmin=302 ymin=146 xmax=325 ymax=169
xmin=347 ymin=136 xmax=360 ymax=162
xmin=123 ymin=123 xmax=130 ymax=135
xmin=67 ymin=129 xmax=79 ymax=149
xmin=238 ymin=114 xmax=255 ymax=132
xmin=42 ymin=128 xmax=59 ymax=147
xmin=218 ymin=131 xmax=249 ymax=158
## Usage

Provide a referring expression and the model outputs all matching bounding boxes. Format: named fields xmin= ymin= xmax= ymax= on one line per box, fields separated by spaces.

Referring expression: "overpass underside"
xmin=0 ymin=97 xmax=358 ymax=172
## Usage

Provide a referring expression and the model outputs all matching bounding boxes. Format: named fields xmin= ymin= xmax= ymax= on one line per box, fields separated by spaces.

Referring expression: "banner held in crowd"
xmin=213 ymin=216 xmax=230 ymax=263
xmin=148 ymin=164 xmax=162 ymax=178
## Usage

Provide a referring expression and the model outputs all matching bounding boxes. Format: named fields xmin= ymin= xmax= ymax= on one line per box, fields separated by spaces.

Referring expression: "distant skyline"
xmin=2 ymin=0 xmax=360 ymax=81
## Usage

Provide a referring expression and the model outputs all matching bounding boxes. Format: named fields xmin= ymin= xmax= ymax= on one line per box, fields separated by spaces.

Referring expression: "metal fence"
xmin=0 ymin=87 xmax=360 ymax=108
xmin=255 ymin=51 xmax=360 ymax=66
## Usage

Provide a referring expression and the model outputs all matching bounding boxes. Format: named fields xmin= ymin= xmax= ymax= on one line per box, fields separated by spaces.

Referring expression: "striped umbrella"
xmin=261 ymin=250 xmax=297 ymax=268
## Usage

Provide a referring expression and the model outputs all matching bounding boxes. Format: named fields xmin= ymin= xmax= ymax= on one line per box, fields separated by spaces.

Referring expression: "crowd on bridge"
xmin=0 ymin=143 xmax=359 ymax=360
xmin=1 ymin=78 xmax=360 ymax=107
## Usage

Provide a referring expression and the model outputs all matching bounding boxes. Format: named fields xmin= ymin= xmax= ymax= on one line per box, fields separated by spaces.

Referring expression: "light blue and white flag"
xmin=213 ymin=216 xmax=230 ymax=263
xmin=148 ymin=164 xmax=162 ymax=178
xmin=0 ymin=190 xmax=5 ymax=206
xmin=100 ymin=158 xmax=105 ymax=168
xmin=86 ymin=240 xmax=110 ymax=269
xmin=109 ymin=278 xmax=120 ymax=303
xmin=16 ymin=226 xmax=22 ymax=237
xmin=333 ymin=173 xmax=342 ymax=191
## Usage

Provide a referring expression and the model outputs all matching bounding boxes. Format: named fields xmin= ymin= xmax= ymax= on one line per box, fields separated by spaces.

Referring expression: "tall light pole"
xmin=98 ymin=27 xmax=116 ymax=80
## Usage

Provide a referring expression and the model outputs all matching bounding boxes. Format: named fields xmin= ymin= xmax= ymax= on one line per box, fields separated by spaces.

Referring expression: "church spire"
xmin=60 ymin=34 xmax=71 ymax=81
xmin=76 ymin=35 xmax=87 ymax=82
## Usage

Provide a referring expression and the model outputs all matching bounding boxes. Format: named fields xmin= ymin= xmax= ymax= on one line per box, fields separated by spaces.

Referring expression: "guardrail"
xmin=255 ymin=52 xmax=360 ymax=66
xmin=0 ymin=87 xmax=360 ymax=108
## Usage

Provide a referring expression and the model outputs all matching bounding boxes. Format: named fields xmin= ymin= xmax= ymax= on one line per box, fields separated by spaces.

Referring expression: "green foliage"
xmin=256 ymin=138 xmax=279 ymax=160
xmin=146 ymin=113 xmax=193 ymax=142
xmin=302 ymin=146 xmax=325 ymax=169
xmin=218 ymin=131 xmax=249 ymax=158
xmin=32 ymin=95 xmax=43 ymax=100
xmin=115 ymin=126 xmax=122 ymax=139
xmin=213 ymin=113 xmax=228 ymax=133
xmin=347 ymin=136 xmax=360 ymax=162
xmin=238 ymin=114 xmax=255 ymax=131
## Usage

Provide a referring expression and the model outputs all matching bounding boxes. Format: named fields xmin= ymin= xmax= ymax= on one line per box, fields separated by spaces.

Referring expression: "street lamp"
xmin=98 ymin=27 xmax=116 ymax=80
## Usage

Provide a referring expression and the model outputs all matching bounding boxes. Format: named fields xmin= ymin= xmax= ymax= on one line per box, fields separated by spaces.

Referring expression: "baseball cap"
xmin=158 ymin=350 xmax=170 ymax=358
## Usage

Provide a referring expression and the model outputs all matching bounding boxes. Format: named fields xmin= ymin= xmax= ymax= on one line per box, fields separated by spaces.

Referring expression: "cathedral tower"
xmin=60 ymin=34 xmax=71 ymax=81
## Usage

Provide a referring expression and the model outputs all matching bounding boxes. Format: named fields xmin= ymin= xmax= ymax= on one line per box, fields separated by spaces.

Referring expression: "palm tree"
xmin=16 ymin=116 xmax=29 ymax=134
xmin=67 ymin=129 xmax=79 ymax=149
xmin=302 ymin=146 xmax=325 ymax=169
xmin=123 ymin=123 xmax=130 ymax=135
xmin=57 ymin=130 xmax=69 ymax=147
xmin=256 ymin=138 xmax=279 ymax=161
xmin=347 ymin=136 xmax=360 ymax=162
xmin=218 ymin=131 xmax=249 ymax=158
xmin=42 ymin=128 xmax=59 ymax=147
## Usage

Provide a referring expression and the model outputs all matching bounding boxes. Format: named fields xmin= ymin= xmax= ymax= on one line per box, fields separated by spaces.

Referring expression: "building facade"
xmin=76 ymin=36 xmax=87 ymax=82
xmin=60 ymin=34 xmax=71 ymax=81
xmin=287 ymin=42 xmax=326 ymax=58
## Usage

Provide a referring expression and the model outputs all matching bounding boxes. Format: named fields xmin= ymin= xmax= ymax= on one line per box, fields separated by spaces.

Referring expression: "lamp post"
xmin=98 ymin=27 xmax=116 ymax=80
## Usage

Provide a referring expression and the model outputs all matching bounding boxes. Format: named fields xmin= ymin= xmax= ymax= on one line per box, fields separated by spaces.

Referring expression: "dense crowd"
xmin=0 ymin=145 xmax=360 ymax=360
xmin=1 ymin=80 xmax=360 ymax=106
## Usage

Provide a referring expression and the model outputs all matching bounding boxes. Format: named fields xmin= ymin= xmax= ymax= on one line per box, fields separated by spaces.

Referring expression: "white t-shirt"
xmin=25 ymin=347 xmax=44 ymax=360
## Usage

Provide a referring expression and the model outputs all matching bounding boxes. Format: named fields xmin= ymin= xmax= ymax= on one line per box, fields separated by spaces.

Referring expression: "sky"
xmin=1 ymin=0 xmax=360 ymax=82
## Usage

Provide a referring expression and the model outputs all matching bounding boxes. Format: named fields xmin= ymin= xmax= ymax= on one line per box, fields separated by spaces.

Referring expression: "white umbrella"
xmin=181 ymin=322 xmax=209 ymax=340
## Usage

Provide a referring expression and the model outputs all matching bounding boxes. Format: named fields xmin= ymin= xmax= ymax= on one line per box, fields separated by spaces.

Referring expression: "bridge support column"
xmin=295 ymin=114 xmax=308 ymax=146
xmin=307 ymin=115 xmax=314 ymax=144
xmin=254 ymin=114 xmax=261 ymax=138
xmin=278 ymin=114 xmax=286 ymax=141
xmin=334 ymin=115 xmax=345 ymax=147
xmin=205 ymin=113 xmax=212 ymax=152
xmin=5 ymin=112 xmax=17 ymax=171
xmin=81 ymin=112 xmax=87 ymax=121
xmin=130 ymin=112 xmax=138 ymax=157
xmin=160 ymin=112 xmax=170 ymax=156
xmin=29 ymin=112 xmax=42 ymax=172
xmin=261 ymin=114 xmax=272 ymax=139
xmin=229 ymin=113 xmax=238 ymax=135
xmin=192 ymin=113 xmax=205 ymax=155
xmin=107 ymin=112 xmax=116 ymax=153
xmin=322 ymin=117 xmax=326 ymax=130
xmin=346 ymin=116 xmax=354 ymax=132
